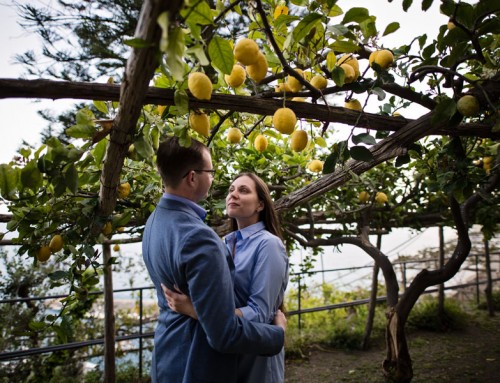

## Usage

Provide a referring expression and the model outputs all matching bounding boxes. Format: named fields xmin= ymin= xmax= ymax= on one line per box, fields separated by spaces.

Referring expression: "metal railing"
xmin=1 ymin=255 xmax=498 ymax=375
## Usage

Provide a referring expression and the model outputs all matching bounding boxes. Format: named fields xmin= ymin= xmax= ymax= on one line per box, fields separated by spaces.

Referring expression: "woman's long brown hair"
xmin=229 ymin=172 xmax=287 ymax=313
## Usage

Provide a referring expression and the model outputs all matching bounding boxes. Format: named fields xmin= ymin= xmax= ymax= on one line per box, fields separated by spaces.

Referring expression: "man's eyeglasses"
xmin=183 ymin=169 xmax=216 ymax=178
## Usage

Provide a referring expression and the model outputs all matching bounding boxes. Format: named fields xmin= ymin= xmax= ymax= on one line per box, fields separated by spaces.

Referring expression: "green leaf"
xmin=292 ymin=13 xmax=323 ymax=42
xmin=123 ymin=38 xmax=155 ymax=48
xmin=395 ymin=153 xmax=411 ymax=167
xmin=92 ymin=139 xmax=107 ymax=165
xmin=174 ymin=89 xmax=189 ymax=115
xmin=370 ymin=87 xmax=386 ymax=101
xmin=187 ymin=44 xmax=210 ymax=66
xmin=20 ymin=161 xmax=42 ymax=192
xmin=331 ymin=65 xmax=345 ymax=86
xmin=403 ymin=0 xmax=413 ymax=12
xmin=422 ymin=0 xmax=434 ymax=11
xmin=49 ymin=270 xmax=69 ymax=280
xmin=66 ymin=124 xmax=96 ymax=139
xmin=64 ymin=163 xmax=79 ymax=194
xmin=360 ymin=17 xmax=377 ymax=38
xmin=181 ymin=0 xmax=213 ymax=26
xmin=208 ymin=36 xmax=234 ymax=75
xmin=157 ymin=12 xmax=169 ymax=52
xmin=350 ymin=146 xmax=374 ymax=162
xmin=327 ymin=24 xmax=350 ymax=36
xmin=323 ymin=152 xmax=337 ymax=174
xmin=0 ymin=164 xmax=19 ymax=199
xmin=352 ymin=133 xmax=376 ymax=145
xmin=383 ymin=22 xmax=400 ymax=36
xmin=326 ymin=51 xmax=337 ymax=71
xmin=93 ymin=100 xmax=108 ymax=114
xmin=342 ymin=8 xmax=370 ymax=24
xmin=134 ymin=135 xmax=155 ymax=159
xmin=29 ymin=321 xmax=46 ymax=331
xmin=329 ymin=40 xmax=360 ymax=53
xmin=166 ymin=27 xmax=186 ymax=82
xmin=75 ymin=108 xmax=95 ymax=125
xmin=314 ymin=136 xmax=327 ymax=148
xmin=431 ymin=97 xmax=457 ymax=127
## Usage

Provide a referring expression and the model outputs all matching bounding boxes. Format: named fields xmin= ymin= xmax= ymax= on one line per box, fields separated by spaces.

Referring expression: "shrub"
xmin=407 ymin=297 xmax=468 ymax=332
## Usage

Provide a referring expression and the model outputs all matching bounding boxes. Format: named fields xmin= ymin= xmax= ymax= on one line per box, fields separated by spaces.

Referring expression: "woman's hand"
xmin=161 ymin=284 xmax=198 ymax=319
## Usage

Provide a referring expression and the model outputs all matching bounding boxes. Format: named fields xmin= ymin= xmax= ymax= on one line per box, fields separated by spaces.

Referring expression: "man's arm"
xmin=180 ymin=229 xmax=285 ymax=355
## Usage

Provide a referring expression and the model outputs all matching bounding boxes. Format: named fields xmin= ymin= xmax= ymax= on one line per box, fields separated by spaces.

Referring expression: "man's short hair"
xmin=156 ymin=136 xmax=208 ymax=188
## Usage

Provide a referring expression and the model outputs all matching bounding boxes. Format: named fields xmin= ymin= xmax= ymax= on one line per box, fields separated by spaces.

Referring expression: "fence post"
xmin=297 ymin=274 xmax=302 ymax=334
xmin=438 ymin=226 xmax=445 ymax=319
xmin=103 ymin=243 xmax=116 ymax=383
xmin=484 ymin=239 xmax=495 ymax=316
xmin=139 ymin=288 xmax=144 ymax=379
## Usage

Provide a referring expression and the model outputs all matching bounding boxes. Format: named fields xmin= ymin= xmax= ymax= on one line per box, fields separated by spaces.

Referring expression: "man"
xmin=142 ymin=136 xmax=286 ymax=382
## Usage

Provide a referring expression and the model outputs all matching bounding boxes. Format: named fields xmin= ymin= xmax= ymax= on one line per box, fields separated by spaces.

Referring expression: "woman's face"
xmin=226 ymin=175 xmax=264 ymax=228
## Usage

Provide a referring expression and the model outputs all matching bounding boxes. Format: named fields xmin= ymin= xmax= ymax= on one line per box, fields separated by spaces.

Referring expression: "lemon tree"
xmin=2 ymin=1 xmax=500 ymax=381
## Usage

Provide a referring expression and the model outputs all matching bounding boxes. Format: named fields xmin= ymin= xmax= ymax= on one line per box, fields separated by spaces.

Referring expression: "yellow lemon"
xmin=287 ymin=69 xmax=304 ymax=93
xmin=483 ymin=156 xmax=494 ymax=165
xmin=234 ymin=38 xmax=260 ymax=65
xmin=254 ymin=134 xmax=268 ymax=152
xmin=292 ymin=97 xmax=306 ymax=102
xmin=157 ymin=105 xmax=166 ymax=116
xmin=274 ymin=5 xmax=289 ymax=19
xmin=188 ymin=72 xmax=212 ymax=100
xmin=225 ymin=64 xmax=246 ymax=88
xmin=375 ymin=192 xmax=388 ymax=204
xmin=113 ymin=244 xmax=120 ymax=252
xmin=359 ymin=191 xmax=370 ymax=203
xmin=308 ymin=159 xmax=323 ymax=173
xmin=273 ymin=107 xmax=297 ymax=135
xmin=369 ymin=49 xmax=394 ymax=70
xmin=275 ymin=82 xmax=292 ymax=93
xmin=344 ymin=99 xmax=362 ymax=111
xmin=36 ymin=246 xmax=52 ymax=262
xmin=310 ymin=75 xmax=328 ymax=90
xmin=337 ymin=53 xmax=360 ymax=79
xmin=227 ymin=128 xmax=243 ymax=144
xmin=447 ymin=20 xmax=456 ymax=30
xmin=246 ymin=52 xmax=268 ymax=83
xmin=290 ymin=130 xmax=308 ymax=152
xmin=102 ymin=222 xmax=113 ymax=236
xmin=456 ymin=95 xmax=480 ymax=117
xmin=189 ymin=112 xmax=210 ymax=137
xmin=49 ymin=234 xmax=64 ymax=253
xmin=340 ymin=64 xmax=356 ymax=83
xmin=117 ymin=182 xmax=131 ymax=199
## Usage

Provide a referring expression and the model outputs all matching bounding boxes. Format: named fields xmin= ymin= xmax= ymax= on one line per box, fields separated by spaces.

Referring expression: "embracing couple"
xmin=142 ymin=136 xmax=289 ymax=382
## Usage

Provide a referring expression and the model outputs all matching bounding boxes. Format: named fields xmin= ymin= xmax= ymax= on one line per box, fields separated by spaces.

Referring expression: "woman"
xmin=164 ymin=172 xmax=289 ymax=382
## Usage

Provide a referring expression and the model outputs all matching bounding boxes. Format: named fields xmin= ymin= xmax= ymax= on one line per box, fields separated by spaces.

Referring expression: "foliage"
xmin=407 ymin=297 xmax=468 ymax=332
xmin=2 ymin=0 xmax=499 ymax=367
xmin=478 ymin=289 xmax=500 ymax=311
xmin=285 ymin=283 xmax=386 ymax=353
xmin=0 ymin=250 xmax=91 ymax=382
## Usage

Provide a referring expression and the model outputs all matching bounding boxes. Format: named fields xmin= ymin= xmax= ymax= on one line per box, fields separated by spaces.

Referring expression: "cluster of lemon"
xmin=184 ymin=32 xmax=399 ymax=174
xmin=359 ymin=190 xmax=389 ymax=205
xmin=36 ymin=234 xmax=64 ymax=263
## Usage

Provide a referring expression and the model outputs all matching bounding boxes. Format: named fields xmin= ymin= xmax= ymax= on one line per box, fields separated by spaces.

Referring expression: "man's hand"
xmin=273 ymin=309 xmax=287 ymax=331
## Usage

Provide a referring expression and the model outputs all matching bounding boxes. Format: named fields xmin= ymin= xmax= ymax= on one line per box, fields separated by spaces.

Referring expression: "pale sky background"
xmin=1 ymin=1 xmax=465 ymax=289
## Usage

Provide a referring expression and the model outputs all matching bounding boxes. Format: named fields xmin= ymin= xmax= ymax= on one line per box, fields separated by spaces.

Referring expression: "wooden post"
xmin=438 ymin=226 xmax=445 ymax=321
xmin=103 ymin=243 xmax=116 ymax=383
xmin=484 ymin=239 xmax=495 ymax=316
xmin=363 ymin=233 xmax=382 ymax=350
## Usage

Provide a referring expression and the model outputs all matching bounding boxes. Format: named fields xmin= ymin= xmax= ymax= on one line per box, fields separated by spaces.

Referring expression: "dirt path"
xmin=285 ymin=312 xmax=500 ymax=383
